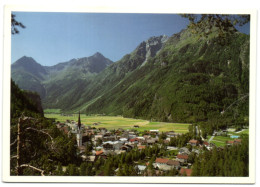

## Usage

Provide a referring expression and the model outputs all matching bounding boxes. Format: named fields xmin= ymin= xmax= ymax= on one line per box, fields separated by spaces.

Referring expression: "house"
xmin=155 ymin=158 xmax=169 ymax=165
xmin=226 ymin=139 xmax=242 ymax=146
xmin=117 ymin=128 xmax=124 ymax=132
xmin=180 ymin=168 xmax=192 ymax=176
xmin=146 ymin=139 xmax=156 ymax=145
xmin=102 ymin=141 xmax=124 ymax=151
xmin=103 ymin=142 xmax=114 ymax=150
xmin=234 ymin=139 xmax=242 ymax=144
xmin=138 ymin=145 xmax=146 ymax=150
xmin=167 ymin=146 xmax=178 ymax=151
xmin=95 ymin=150 xmax=107 ymax=159
xmin=136 ymin=165 xmax=146 ymax=175
xmin=103 ymin=135 xmax=117 ymax=141
xmin=119 ymin=138 xmax=128 ymax=143
xmin=178 ymin=147 xmax=191 ymax=155
xmin=226 ymin=140 xmax=234 ymax=145
xmin=143 ymin=135 xmax=151 ymax=139
xmin=120 ymin=145 xmax=133 ymax=152
xmin=166 ymin=131 xmax=181 ymax=138
xmin=95 ymin=150 xmax=104 ymax=156
xmin=86 ymin=155 xmax=97 ymax=162
xmin=137 ymin=137 xmax=146 ymax=144
xmin=176 ymin=154 xmax=189 ymax=164
xmin=56 ymin=123 xmax=65 ymax=128
xmin=153 ymin=158 xmax=180 ymax=171
xmin=151 ymin=137 xmax=159 ymax=143
xmin=188 ymin=139 xmax=199 ymax=146
xmin=203 ymin=141 xmax=209 ymax=147
xmin=94 ymin=134 xmax=103 ymax=141
xmin=128 ymin=134 xmax=137 ymax=139
xmin=121 ymin=132 xmax=129 ymax=139
xmin=129 ymin=138 xmax=139 ymax=144
xmin=150 ymin=130 xmax=159 ymax=135
xmin=167 ymin=160 xmax=181 ymax=170
xmin=192 ymin=149 xmax=200 ymax=154
xmin=60 ymin=126 xmax=69 ymax=135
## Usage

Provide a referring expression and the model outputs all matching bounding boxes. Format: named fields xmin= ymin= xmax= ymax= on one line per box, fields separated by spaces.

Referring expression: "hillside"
xmin=11 ymin=52 xmax=113 ymax=101
xmin=82 ymin=28 xmax=249 ymax=129
xmin=11 ymin=56 xmax=47 ymax=98
xmin=10 ymin=79 xmax=80 ymax=175
xmin=45 ymin=35 xmax=169 ymax=110
xmin=11 ymin=79 xmax=44 ymax=120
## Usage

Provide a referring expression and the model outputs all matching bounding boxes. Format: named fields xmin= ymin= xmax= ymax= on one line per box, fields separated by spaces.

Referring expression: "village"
xmin=55 ymin=113 xmax=243 ymax=176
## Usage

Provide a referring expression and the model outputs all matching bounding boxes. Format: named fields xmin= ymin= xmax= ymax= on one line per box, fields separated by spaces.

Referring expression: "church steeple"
xmin=78 ymin=111 xmax=81 ymax=130
xmin=76 ymin=111 xmax=83 ymax=147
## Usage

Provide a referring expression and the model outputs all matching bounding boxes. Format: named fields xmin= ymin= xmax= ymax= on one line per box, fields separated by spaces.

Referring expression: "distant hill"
xmin=11 ymin=52 xmax=113 ymax=100
xmin=12 ymin=56 xmax=47 ymax=80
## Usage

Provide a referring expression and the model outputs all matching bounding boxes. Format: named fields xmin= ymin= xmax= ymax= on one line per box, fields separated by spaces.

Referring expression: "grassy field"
xmin=44 ymin=109 xmax=61 ymax=114
xmin=228 ymin=129 xmax=249 ymax=135
xmin=45 ymin=114 xmax=190 ymax=133
xmin=206 ymin=129 xmax=248 ymax=147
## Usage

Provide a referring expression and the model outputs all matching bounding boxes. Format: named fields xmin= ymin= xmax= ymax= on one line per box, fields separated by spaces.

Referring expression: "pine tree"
xmin=79 ymin=162 xmax=87 ymax=176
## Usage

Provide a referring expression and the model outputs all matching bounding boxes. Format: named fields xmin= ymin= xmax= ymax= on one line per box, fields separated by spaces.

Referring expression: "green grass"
xmin=45 ymin=114 xmax=190 ymax=133
xmin=228 ymin=129 xmax=249 ymax=135
xmin=210 ymin=140 xmax=226 ymax=147
xmin=213 ymin=136 xmax=233 ymax=142
xmin=44 ymin=108 xmax=61 ymax=114
xmin=208 ymin=135 xmax=241 ymax=147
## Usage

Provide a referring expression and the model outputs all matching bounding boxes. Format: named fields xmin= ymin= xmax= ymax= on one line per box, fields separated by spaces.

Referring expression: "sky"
xmin=11 ymin=12 xmax=250 ymax=66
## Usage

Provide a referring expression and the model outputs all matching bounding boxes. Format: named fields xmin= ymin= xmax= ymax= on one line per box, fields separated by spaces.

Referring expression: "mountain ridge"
xmin=11 ymin=52 xmax=114 ymax=100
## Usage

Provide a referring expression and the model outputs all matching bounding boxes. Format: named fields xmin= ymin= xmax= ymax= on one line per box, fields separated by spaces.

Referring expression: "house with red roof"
xmin=188 ymin=139 xmax=199 ymax=146
xmin=154 ymin=158 xmax=181 ymax=171
xmin=226 ymin=139 xmax=242 ymax=146
xmin=95 ymin=150 xmax=107 ymax=159
xmin=176 ymin=154 xmax=189 ymax=164
xmin=180 ymin=168 xmax=192 ymax=176
xmin=129 ymin=138 xmax=139 ymax=144
xmin=138 ymin=145 xmax=146 ymax=150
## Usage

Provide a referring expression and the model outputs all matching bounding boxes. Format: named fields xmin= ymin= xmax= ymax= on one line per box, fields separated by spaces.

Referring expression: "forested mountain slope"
xmin=81 ymin=27 xmax=249 ymax=129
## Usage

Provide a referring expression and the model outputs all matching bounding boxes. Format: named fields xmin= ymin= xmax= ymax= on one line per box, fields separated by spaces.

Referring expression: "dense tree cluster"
xmin=10 ymin=80 xmax=81 ymax=175
xmin=192 ymin=135 xmax=249 ymax=176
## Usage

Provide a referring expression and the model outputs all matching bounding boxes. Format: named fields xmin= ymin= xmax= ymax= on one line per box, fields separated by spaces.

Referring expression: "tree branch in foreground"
xmin=19 ymin=164 xmax=45 ymax=176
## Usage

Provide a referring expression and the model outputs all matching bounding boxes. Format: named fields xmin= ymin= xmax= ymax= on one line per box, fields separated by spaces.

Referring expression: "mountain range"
xmin=11 ymin=27 xmax=249 ymax=126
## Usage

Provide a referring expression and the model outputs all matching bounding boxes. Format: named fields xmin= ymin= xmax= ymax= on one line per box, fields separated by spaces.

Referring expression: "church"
xmin=76 ymin=111 xmax=83 ymax=147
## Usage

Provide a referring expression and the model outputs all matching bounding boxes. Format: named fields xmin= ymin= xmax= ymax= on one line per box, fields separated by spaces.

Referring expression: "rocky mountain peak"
xmin=93 ymin=52 xmax=104 ymax=58
xmin=135 ymin=35 xmax=169 ymax=67
xmin=12 ymin=56 xmax=47 ymax=77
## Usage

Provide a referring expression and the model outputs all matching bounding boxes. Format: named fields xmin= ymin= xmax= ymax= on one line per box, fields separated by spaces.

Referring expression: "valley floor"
xmin=44 ymin=113 xmax=190 ymax=133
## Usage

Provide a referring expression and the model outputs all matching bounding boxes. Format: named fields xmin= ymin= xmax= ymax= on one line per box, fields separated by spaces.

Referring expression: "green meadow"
xmin=206 ymin=129 xmax=248 ymax=147
xmin=44 ymin=113 xmax=190 ymax=133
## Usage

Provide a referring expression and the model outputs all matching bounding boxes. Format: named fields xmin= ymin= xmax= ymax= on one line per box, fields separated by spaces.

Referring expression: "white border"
xmin=2 ymin=5 xmax=257 ymax=184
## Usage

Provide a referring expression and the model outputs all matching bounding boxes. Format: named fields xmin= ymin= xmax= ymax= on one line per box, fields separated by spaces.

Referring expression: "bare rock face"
xmin=135 ymin=35 xmax=169 ymax=67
